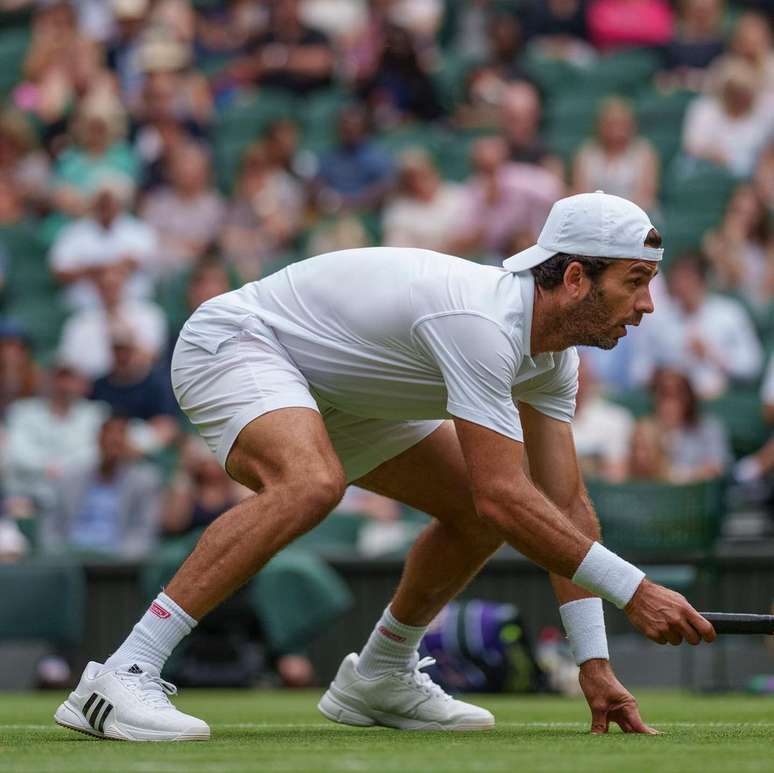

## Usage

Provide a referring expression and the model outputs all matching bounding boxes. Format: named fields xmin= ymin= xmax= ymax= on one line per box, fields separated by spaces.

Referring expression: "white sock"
xmin=356 ymin=607 xmax=428 ymax=679
xmin=102 ymin=592 xmax=196 ymax=674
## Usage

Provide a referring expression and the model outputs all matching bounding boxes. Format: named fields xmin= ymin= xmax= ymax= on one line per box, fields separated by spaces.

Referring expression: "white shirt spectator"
xmin=383 ymin=185 xmax=470 ymax=252
xmin=644 ymin=292 xmax=763 ymax=398
xmin=49 ymin=214 xmax=158 ymax=309
xmin=4 ymin=397 xmax=109 ymax=506
xmin=573 ymin=396 xmax=634 ymax=480
xmin=682 ymin=92 xmax=774 ymax=177
xmin=58 ymin=300 xmax=168 ymax=379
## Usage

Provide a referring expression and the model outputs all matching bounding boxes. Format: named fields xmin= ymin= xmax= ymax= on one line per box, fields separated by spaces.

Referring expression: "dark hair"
xmin=531 ymin=254 xmax=614 ymax=290
xmin=531 ymin=227 xmax=662 ymax=290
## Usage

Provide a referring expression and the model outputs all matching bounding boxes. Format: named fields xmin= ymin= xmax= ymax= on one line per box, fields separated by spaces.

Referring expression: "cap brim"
xmin=502 ymin=244 xmax=555 ymax=272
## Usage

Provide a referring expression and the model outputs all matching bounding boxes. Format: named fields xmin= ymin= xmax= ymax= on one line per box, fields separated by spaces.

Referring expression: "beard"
xmin=561 ymin=283 xmax=621 ymax=350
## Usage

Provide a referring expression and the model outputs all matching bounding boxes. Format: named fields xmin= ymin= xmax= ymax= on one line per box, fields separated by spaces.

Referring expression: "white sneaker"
xmin=318 ymin=653 xmax=495 ymax=731
xmin=54 ymin=662 xmax=210 ymax=742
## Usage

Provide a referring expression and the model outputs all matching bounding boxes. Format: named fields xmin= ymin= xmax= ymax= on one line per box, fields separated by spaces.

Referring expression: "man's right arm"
xmin=453 ymin=417 xmax=716 ymax=646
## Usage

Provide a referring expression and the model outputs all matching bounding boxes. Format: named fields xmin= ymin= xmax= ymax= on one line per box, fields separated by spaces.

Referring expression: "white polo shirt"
xmin=180 ymin=247 xmax=579 ymax=441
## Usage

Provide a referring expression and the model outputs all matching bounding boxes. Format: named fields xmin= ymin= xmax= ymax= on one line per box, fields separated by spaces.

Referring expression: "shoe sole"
xmin=54 ymin=701 xmax=210 ymax=742
xmin=318 ymin=689 xmax=494 ymax=732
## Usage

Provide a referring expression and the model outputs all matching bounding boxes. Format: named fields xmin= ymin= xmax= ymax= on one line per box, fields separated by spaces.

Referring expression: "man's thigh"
xmin=226 ymin=407 xmax=345 ymax=493
xmin=353 ymin=420 xmax=484 ymax=532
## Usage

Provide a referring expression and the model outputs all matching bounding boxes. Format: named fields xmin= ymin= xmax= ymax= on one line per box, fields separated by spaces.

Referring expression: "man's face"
xmin=565 ymin=260 xmax=657 ymax=350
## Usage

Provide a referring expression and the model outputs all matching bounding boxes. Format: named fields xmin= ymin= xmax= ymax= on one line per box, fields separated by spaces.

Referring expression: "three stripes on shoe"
xmin=82 ymin=692 xmax=113 ymax=733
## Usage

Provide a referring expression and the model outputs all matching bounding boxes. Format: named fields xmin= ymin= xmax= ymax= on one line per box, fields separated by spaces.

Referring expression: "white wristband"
xmin=559 ymin=597 xmax=609 ymax=665
xmin=572 ymin=542 xmax=645 ymax=609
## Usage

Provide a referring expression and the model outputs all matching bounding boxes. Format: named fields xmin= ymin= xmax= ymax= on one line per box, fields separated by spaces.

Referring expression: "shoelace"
xmin=117 ymin=669 xmax=178 ymax=710
xmin=397 ymin=656 xmax=451 ymax=701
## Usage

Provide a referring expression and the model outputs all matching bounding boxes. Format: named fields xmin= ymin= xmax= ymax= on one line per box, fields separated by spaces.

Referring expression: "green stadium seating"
xmin=142 ymin=535 xmax=352 ymax=655
xmin=586 ymin=477 xmax=726 ymax=557
xmin=0 ymin=559 xmax=86 ymax=647
xmin=704 ymin=389 xmax=767 ymax=458
xmin=0 ymin=27 xmax=30 ymax=98
xmin=581 ymin=48 xmax=662 ymax=98
xmin=636 ymin=88 xmax=695 ymax=169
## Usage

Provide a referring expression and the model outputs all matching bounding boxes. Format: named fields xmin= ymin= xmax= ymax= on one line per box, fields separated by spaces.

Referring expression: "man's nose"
xmin=636 ymin=289 xmax=655 ymax=315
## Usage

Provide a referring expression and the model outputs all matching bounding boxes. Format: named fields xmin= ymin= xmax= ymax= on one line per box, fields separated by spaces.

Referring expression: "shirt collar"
xmin=517 ymin=269 xmax=535 ymax=359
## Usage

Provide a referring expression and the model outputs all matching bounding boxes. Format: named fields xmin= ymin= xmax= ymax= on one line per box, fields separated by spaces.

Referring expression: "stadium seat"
xmin=703 ymin=389 xmax=768 ymax=458
xmin=636 ymin=88 xmax=695 ymax=170
xmin=0 ymin=27 xmax=30 ymax=99
xmin=586 ymin=477 xmax=726 ymax=557
xmin=580 ymin=48 xmax=662 ymax=99
xmin=0 ymin=559 xmax=86 ymax=647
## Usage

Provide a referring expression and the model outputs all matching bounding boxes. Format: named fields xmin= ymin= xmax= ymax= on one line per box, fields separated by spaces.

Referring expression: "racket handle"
xmin=700 ymin=612 xmax=774 ymax=635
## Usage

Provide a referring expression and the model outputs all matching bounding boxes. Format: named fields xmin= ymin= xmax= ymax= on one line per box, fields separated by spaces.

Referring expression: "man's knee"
xmin=294 ymin=463 xmax=347 ymax=518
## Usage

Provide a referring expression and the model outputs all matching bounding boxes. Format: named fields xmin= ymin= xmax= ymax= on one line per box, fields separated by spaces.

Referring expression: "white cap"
xmin=503 ymin=191 xmax=663 ymax=272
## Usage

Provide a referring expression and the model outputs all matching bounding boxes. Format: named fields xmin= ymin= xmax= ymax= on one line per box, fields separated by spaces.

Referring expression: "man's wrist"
xmin=572 ymin=541 xmax=645 ymax=609
xmin=559 ymin=597 xmax=609 ymax=665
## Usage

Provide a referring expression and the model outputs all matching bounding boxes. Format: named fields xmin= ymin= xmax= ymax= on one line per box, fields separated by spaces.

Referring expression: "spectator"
xmin=382 ymin=149 xmax=469 ymax=252
xmin=58 ymin=263 xmax=167 ymax=380
xmin=703 ymin=184 xmax=770 ymax=311
xmin=38 ymin=414 xmax=162 ymax=559
xmin=682 ymin=57 xmax=774 ymax=178
xmin=358 ymin=24 xmax=444 ymax=127
xmin=572 ymin=97 xmax=659 ymax=213
xmin=453 ymin=13 xmax=535 ymax=129
xmin=0 ymin=176 xmax=26 ymax=226
xmin=520 ymin=0 xmax=594 ymax=65
xmin=0 ymin=109 xmax=50 ymax=211
xmin=650 ymin=366 xmax=731 ymax=482
xmin=140 ymin=141 xmax=225 ymax=276
xmin=659 ymin=0 xmax=725 ymax=90
xmin=314 ymin=105 xmax=395 ymax=212
xmin=499 ymin=81 xmax=563 ymax=178
xmin=754 ymin=141 xmax=774 ymax=210
xmin=162 ymin=435 xmax=246 ymax=536
xmin=0 ymin=320 xmax=40 ymax=418
xmin=734 ymin=353 xmax=774 ymax=485
xmin=171 ymin=256 xmax=232 ymax=340
xmin=52 ymin=92 xmax=139 ymax=219
xmin=220 ymin=142 xmax=303 ymax=281
xmin=16 ymin=0 xmax=113 ymax=135
xmin=49 ymin=175 xmax=157 ymax=309
xmin=586 ymin=0 xmax=674 ymax=51
xmin=131 ymin=62 xmax=210 ymax=192
xmin=463 ymin=135 xmax=562 ymax=260
xmin=230 ymin=0 xmax=335 ymax=94
xmin=136 ymin=31 xmax=213 ymax=126
xmin=4 ymin=361 xmax=108 ymax=509
xmin=572 ymin=354 xmax=634 ymax=483
xmin=725 ymin=11 xmax=774 ymax=97
xmin=262 ymin=118 xmax=305 ymax=180
xmin=650 ymin=254 xmax=763 ymax=398
xmin=106 ymin=0 xmax=151 ymax=109
xmin=91 ymin=324 xmax=179 ymax=455
xmin=625 ymin=418 xmax=670 ymax=481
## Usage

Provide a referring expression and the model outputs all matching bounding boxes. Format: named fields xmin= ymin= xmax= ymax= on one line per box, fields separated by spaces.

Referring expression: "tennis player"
xmin=55 ymin=191 xmax=716 ymax=741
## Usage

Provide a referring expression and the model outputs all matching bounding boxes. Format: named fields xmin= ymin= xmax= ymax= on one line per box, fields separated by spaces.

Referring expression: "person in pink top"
xmin=587 ymin=0 xmax=674 ymax=51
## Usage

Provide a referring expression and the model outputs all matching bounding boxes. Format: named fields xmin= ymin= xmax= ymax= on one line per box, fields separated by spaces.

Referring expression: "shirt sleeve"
xmin=412 ymin=312 xmax=523 ymax=441
xmin=517 ymin=347 xmax=579 ymax=423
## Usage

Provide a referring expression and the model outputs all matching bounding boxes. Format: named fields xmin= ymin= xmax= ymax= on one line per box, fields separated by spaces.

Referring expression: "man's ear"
xmin=563 ymin=261 xmax=590 ymax=300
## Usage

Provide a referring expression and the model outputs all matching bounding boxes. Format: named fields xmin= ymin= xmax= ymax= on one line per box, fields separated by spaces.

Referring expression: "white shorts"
xmin=170 ymin=321 xmax=442 ymax=482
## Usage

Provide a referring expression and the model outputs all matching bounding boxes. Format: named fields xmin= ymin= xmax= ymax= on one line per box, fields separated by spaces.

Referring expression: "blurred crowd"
xmin=0 ymin=0 xmax=771 ymax=574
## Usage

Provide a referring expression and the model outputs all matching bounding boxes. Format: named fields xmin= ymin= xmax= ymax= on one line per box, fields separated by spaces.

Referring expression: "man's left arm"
xmin=519 ymin=402 xmax=658 ymax=735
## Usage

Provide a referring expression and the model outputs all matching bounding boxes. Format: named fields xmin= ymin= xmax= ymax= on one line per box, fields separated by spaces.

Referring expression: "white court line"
xmin=5 ymin=721 xmax=774 ymax=731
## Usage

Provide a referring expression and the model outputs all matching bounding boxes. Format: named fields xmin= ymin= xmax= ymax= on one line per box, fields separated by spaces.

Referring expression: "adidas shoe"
xmin=54 ymin=662 xmax=210 ymax=742
xmin=318 ymin=653 xmax=495 ymax=731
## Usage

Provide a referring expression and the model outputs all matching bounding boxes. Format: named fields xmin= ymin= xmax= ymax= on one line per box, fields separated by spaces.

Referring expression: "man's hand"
xmin=579 ymin=659 xmax=659 ymax=735
xmin=625 ymin=579 xmax=716 ymax=645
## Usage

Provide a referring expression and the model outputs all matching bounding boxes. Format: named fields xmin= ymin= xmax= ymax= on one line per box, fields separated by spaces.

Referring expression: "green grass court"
xmin=3 ymin=689 xmax=773 ymax=773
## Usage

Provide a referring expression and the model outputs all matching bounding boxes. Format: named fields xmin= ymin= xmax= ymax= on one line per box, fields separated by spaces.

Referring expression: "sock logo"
xmin=378 ymin=625 xmax=406 ymax=643
xmin=150 ymin=601 xmax=171 ymax=619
